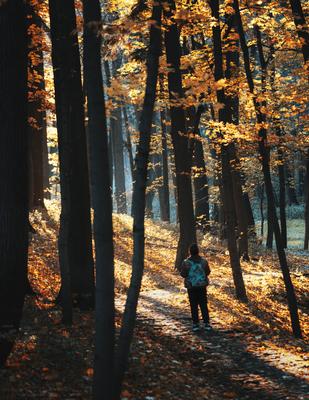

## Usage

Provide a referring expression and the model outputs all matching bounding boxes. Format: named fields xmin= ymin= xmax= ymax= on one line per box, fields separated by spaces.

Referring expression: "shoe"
xmin=204 ymin=322 xmax=212 ymax=331
xmin=192 ymin=323 xmax=200 ymax=332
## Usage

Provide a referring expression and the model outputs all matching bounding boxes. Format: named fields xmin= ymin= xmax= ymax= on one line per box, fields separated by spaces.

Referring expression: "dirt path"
xmin=119 ymin=288 xmax=309 ymax=400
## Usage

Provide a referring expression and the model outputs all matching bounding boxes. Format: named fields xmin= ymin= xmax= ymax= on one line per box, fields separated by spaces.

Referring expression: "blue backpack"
xmin=187 ymin=260 xmax=208 ymax=288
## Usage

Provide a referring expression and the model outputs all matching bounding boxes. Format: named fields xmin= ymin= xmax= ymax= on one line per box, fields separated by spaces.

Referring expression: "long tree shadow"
xmin=0 ymin=295 xmax=93 ymax=399
xmin=128 ymin=294 xmax=309 ymax=400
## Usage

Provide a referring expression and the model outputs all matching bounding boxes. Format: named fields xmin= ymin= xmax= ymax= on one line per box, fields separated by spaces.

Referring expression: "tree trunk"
xmin=83 ymin=1 xmax=115 ymax=397
xmin=266 ymin=211 xmax=274 ymax=249
xmin=278 ymin=149 xmax=287 ymax=248
xmin=164 ymin=0 xmax=196 ymax=269
xmin=49 ymin=0 xmax=94 ymax=317
xmin=224 ymin=18 xmax=249 ymax=259
xmin=193 ymin=107 xmax=210 ymax=231
xmin=304 ymin=155 xmax=309 ymax=250
xmin=145 ymin=153 xmax=156 ymax=218
xmin=243 ymin=192 xmax=255 ymax=228
xmin=122 ymin=106 xmax=134 ymax=182
xmin=210 ymin=0 xmax=247 ymax=301
xmin=114 ymin=4 xmax=162 ymax=397
xmin=288 ymin=0 xmax=309 ymax=63
xmin=234 ymin=0 xmax=302 ymax=337
xmin=28 ymin=4 xmax=47 ymax=208
xmin=259 ymin=184 xmax=265 ymax=236
xmin=159 ymin=107 xmax=170 ymax=222
xmin=104 ymin=61 xmax=114 ymax=190
xmin=286 ymin=163 xmax=299 ymax=205
xmin=0 ymin=0 xmax=28 ymax=367
xmin=111 ymin=61 xmax=127 ymax=214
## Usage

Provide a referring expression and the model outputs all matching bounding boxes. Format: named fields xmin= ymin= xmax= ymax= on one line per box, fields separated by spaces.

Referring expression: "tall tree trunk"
xmin=266 ymin=211 xmax=274 ymax=249
xmin=288 ymin=0 xmax=309 ymax=63
xmin=259 ymin=184 xmax=265 ymax=236
xmin=111 ymin=61 xmax=127 ymax=214
xmin=286 ymin=163 xmax=299 ymax=205
xmin=210 ymin=0 xmax=247 ymax=301
xmin=83 ymin=1 xmax=115 ymax=398
xmin=164 ymin=0 xmax=196 ymax=269
xmin=243 ymin=192 xmax=255 ymax=228
xmin=193 ymin=107 xmax=210 ymax=231
xmin=304 ymin=155 xmax=309 ymax=250
xmin=28 ymin=3 xmax=47 ymax=208
xmin=145 ymin=152 xmax=156 ymax=218
xmin=234 ymin=0 xmax=302 ymax=337
xmin=114 ymin=4 xmax=162 ymax=397
xmin=122 ymin=106 xmax=134 ymax=181
xmin=104 ymin=60 xmax=114 ymax=190
xmin=278 ymin=148 xmax=287 ymax=248
xmin=159 ymin=84 xmax=170 ymax=222
xmin=224 ymin=17 xmax=249 ymax=259
xmin=0 ymin=0 xmax=28 ymax=367
xmin=49 ymin=0 xmax=94 ymax=318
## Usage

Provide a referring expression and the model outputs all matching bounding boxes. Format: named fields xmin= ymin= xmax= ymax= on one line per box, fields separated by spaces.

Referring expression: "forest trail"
xmin=1 ymin=207 xmax=308 ymax=399
xmin=117 ymin=287 xmax=309 ymax=400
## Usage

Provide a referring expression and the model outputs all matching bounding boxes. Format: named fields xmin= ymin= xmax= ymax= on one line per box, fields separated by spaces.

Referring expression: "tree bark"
xmin=114 ymin=4 xmax=162 ymax=397
xmin=83 ymin=1 xmax=115 ymax=397
xmin=49 ymin=0 xmax=94 ymax=318
xmin=304 ymin=155 xmax=309 ymax=250
xmin=28 ymin=3 xmax=47 ymax=208
xmin=234 ymin=0 xmax=302 ymax=337
xmin=210 ymin=0 xmax=247 ymax=301
xmin=278 ymin=148 xmax=287 ymax=248
xmin=224 ymin=17 xmax=249 ymax=259
xmin=193 ymin=107 xmax=210 ymax=231
xmin=122 ymin=106 xmax=134 ymax=181
xmin=0 ymin=0 xmax=28 ymax=367
xmin=288 ymin=0 xmax=309 ymax=63
xmin=159 ymin=108 xmax=171 ymax=222
xmin=111 ymin=60 xmax=127 ymax=214
xmin=164 ymin=0 xmax=196 ymax=269
xmin=286 ymin=163 xmax=299 ymax=205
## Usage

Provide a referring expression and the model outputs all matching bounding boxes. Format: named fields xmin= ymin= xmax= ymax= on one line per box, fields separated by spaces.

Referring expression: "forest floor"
xmin=0 ymin=201 xmax=308 ymax=400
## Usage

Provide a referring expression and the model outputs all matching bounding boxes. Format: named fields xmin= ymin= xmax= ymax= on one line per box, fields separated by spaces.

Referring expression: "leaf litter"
xmin=0 ymin=201 xmax=308 ymax=399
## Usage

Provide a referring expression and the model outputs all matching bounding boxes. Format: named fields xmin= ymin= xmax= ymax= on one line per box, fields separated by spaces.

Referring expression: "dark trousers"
xmin=188 ymin=286 xmax=209 ymax=324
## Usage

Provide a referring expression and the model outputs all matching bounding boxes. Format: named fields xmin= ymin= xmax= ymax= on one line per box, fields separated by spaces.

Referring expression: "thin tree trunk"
xmin=193 ymin=107 xmax=210 ymax=231
xmin=0 ymin=0 xmax=28 ymax=366
xmin=266 ymin=210 xmax=274 ymax=249
xmin=28 ymin=4 xmax=46 ymax=208
xmin=243 ymin=192 xmax=255 ymax=228
xmin=49 ymin=0 xmax=94 ymax=317
xmin=111 ymin=60 xmax=127 ymax=214
xmin=145 ymin=152 xmax=156 ymax=218
xmin=224 ymin=18 xmax=249 ymax=259
xmin=114 ymin=5 xmax=162 ymax=397
xmin=286 ymin=163 xmax=299 ymax=205
xmin=234 ymin=0 xmax=302 ymax=337
xmin=83 ymin=1 xmax=115 ymax=397
xmin=104 ymin=60 xmax=114 ymax=190
xmin=278 ymin=148 xmax=287 ymax=248
xmin=122 ymin=106 xmax=134 ymax=181
xmin=288 ymin=0 xmax=309 ymax=63
xmin=210 ymin=0 xmax=247 ymax=301
xmin=164 ymin=0 xmax=196 ymax=268
xmin=259 ymin=184 xmax=265 ymax=236
xmin=159 ymin=109 xmax=171 ymax=222
xmin=304 ymin=155 xmax=309 ymax=250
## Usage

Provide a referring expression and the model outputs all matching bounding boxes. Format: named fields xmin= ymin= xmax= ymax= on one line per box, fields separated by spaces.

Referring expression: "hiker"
xmin=180 ymin=243 xmax=211 ymax=332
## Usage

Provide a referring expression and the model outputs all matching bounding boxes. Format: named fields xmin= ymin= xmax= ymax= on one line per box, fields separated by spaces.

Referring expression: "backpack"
xmin=186 ymin=259 xmax=208 ymax=288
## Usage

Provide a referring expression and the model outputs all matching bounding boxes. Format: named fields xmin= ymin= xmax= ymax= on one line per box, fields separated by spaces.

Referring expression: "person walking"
xmin=180 ymin=243 xmax=211 ymax=332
